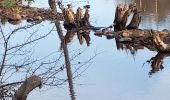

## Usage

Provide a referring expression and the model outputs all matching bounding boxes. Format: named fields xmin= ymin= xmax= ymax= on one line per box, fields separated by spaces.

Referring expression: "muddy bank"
xmin=0 ymin=6 xmax=63 ymax=24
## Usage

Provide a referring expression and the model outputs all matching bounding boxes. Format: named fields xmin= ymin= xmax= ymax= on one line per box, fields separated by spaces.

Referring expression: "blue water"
xmin=3 ymin=0 xmax=170 ymax=100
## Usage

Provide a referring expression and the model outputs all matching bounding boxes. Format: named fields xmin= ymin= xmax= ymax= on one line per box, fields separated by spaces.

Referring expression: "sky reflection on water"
xmin=7 ymin=0 xmax=170 ymax=100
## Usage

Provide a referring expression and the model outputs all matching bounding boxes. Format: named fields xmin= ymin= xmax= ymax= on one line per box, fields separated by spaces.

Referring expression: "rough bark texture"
xmin=76 ymin=7 xmax=84 ymax=27
xmin=12 ymin=75 xmax=42 ymax=100
xmin=113 ymin=3 xmax=137 ymax=31
xmin=126 ymin=7 xmax=142 ymax=29
xmin=63 ymin=6 xmax=76 ymax=30
xmin=95 ymin=29 xmax=170 ymax=52
xmin=63 ymin=5 xmax=91 ymax=30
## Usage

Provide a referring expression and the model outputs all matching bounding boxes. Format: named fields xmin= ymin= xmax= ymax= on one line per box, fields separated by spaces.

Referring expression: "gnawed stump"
xmin=76 ymin=7 xmax=84 ymax=27
xmin=63 ymin=4 xmax=76 ymax=30
xmin=63 ymin=5 xmax=92 ymax=30
xmin=113 ymin=3 xmax=137 ymax=31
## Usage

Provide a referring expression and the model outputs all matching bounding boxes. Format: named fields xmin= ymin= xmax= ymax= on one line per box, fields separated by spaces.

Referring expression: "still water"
xmin=3 ymin=0 xmax=170 ymax=100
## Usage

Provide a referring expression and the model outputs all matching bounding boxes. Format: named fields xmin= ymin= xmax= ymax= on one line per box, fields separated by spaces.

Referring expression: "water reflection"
xmin=64 ymin=30 xmax=91 ymax=46
xmin=1 ymin=0 xmax=170 ymax=100
xmin=133 ymin=0 xmax=170 ymax=29
xmin=33 ymin=0 xmax=170 ymax=100
xmin=146 ymin=52 xmax=169 ymax=76
xmin=113 ymin=0 xmax=170 ymax=29
xmin=114 ymin=33 xmax=170 ymax=75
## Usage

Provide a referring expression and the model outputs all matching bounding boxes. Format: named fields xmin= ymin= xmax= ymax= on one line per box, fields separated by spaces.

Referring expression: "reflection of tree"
xmin=114 ymin=36 xmax=170 ymax=76
xmin=0 ymin=19 xmax=94 ymax=100
xmin=0 ymin=24 xmax=66 ymax=99
xmin=55 ymin=20 xmax=76 ymax=100
xmin=146 ymin=52 xmax=170 ymax=76
xmin=64 ymin=30 xmax=91 ymax=46
xmin=133 ymin=0 xmax=170 ymax=22
xmin=0 ymin=1 xmax=96 ymax=99
xmin=52 ymin=1 xmax=93 ymax=100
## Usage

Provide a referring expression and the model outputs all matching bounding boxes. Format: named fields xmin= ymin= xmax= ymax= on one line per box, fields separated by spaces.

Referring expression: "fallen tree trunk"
xmin=97 ymin=3 xmax=170 ymax=52
xmin=95 ymin=29 xmax=170 ymax=52
xmin=95 ymin=29 xmax=170 ymax=38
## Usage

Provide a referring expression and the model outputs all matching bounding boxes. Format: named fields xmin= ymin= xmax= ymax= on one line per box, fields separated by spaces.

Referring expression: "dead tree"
xmin=50 ymin=2 xmax=76 ymax=100
xmin=82 ymin=5 xmax=91 ymax=27
xmin=64 ymin=30 xmax=76 ymax=44
xmin=113 ymin=3 xmax=136 ymax=31
xmin=0 ymin=23 xmax=67 ymax=100
xmin=12 ymin=75 xmax=42 ymax=100
xmin=63 ymin=4 xmax=77 ymax=30
xmin=63 ymin=5 xmax=92 ymax=30
xmin=48 ymin=0 xmax=57 ymax=12
xmin=126 ymin=7 xmax=142 ymax=29
xmin=153 ymin=32 xmax=170 ymax=52
xmin=76 ymin=7 xmax=84 ymax=27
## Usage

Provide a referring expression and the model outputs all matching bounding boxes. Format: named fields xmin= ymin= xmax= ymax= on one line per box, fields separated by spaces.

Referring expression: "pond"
xmin=1 ymin=0 xmax=170 ymax=100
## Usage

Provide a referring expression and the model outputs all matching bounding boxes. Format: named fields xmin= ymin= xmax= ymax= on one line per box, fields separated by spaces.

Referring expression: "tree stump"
xmin=113 ymin=3 xmax=136 ymax=31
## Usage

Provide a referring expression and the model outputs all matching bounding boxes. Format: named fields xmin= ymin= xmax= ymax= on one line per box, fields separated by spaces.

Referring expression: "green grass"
xmin=3 ymin=0 xmax=17 ymax=9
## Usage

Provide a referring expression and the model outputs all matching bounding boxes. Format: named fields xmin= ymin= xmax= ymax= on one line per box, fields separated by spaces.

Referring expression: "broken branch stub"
xmin=12 ymin=75 xmax=42 ymax=100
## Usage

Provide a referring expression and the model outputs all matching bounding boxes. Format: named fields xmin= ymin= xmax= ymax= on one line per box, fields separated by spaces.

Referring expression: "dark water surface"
xmin=4 ymin=0 xmax=170 ymax=100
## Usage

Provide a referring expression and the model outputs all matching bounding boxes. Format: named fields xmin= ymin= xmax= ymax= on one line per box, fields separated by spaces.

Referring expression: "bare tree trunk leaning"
xmin=49 ymin=1 xmax=76 ymax=100
xmin=12 ymin=75 xmax=42 ymax=100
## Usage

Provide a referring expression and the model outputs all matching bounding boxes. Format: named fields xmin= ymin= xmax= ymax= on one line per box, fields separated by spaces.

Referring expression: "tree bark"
xmin=113 ymin=3 xmax=136 ymax=31
xmin=12 ymin=75 xmax=42 ymax=100
xmin=48 ymin=0 xmax=57 ymax=12
xmin=51 ymin=2 xmax=76 ymax=100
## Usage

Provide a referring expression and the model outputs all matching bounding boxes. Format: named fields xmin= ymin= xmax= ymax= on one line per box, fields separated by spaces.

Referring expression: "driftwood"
xmin=12 ymin=75 xmax=42 ymax=100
